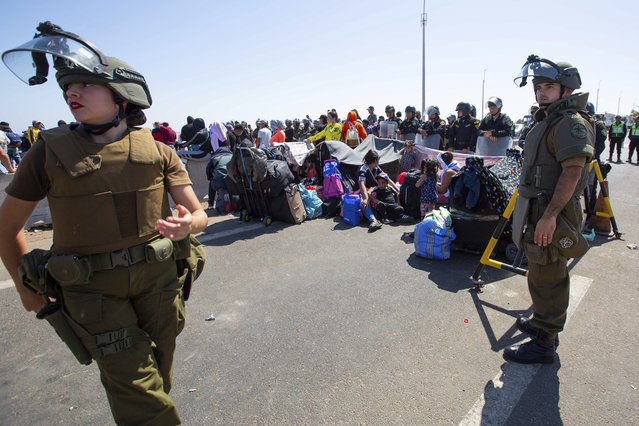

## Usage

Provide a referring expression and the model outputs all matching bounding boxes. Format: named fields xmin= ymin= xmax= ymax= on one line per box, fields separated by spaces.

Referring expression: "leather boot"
xmin=503 ymin=333 xmax=557 ymax=364
xmin=516 ymin=316 xmax=559 ymax=347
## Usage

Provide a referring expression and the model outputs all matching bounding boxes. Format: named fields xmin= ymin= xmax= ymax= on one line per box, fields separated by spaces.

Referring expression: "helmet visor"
xmin=2 ymin=35 xmax=105 ymax=85
xmin=513 ymin=60 xmax=561 ymax=87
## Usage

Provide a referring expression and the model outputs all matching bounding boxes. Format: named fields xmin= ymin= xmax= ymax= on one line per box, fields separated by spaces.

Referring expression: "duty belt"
xmin=87 ymin=243 xmax=149 ymax=271
xmin=47 ymin=237 xmax=174 ymax=285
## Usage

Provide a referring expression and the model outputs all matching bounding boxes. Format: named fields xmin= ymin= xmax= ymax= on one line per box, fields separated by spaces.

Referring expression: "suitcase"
xmin=268 ymin=184 xmax=306 ymax=224
xmin=450 ymin=208 xmax=500 ymax=253
xmin=399 ymin=170 xmax=422 ymax=219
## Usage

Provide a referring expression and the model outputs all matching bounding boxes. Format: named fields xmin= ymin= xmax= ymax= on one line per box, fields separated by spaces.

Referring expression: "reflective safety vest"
xmin=611 ymin=123 xmax=625 ymax=136
xmin=631 ymin=124 xmax=639 ymax=137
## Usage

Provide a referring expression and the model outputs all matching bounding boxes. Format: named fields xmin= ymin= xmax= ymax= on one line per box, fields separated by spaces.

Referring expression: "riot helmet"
xmin=514 ymin=54 xmax=581 ymax=90
xmin=455 ymin=102 xmax=471 ymax=114
xmin=586 ymin=102 xmax=595 ymax=116
xmin=486 ymin=96 xmax=503 ymax=109
xmin=470 ymin=105 xmax=477 ymax=117
xmin=3 ymin=22 xmax=152 ymax=108
xmin=530 ymin=103 xmax=540 ymax=115
xmin=385 ymin=105 xmax=395 ymax=113
xmin=2 ymin=21 xmax=152 ymax=133
xmin=426 ymin=105 xmax=440 ymax=117
xmin=405 ymin=105 xmax=416 ymax=114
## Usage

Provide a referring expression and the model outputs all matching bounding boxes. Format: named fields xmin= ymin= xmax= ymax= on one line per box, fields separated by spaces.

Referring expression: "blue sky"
xmin=1 ymin=0 xmax=637 ymax=132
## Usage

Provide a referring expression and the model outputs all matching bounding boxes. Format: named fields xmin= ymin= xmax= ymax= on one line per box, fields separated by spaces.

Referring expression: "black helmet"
xmin=486 ymin=96 xmax=503 ymax=109
xmin=293 ymin=118 xmax=300 ymax=125
xmin=285 ymin=119 xmax=292 ymax=126
xmin=586 ymin=102 xmax=595 ymax=116
xmin=385 ymin=105 xmax=395 ymax=113
xmin=456 ymin=102 xmax=471 ymax=114
xmin=470 ymin=105 xmax=477 ymax=117
xmin=2 ymin=21 xmax=152 ymax=108
xmin=405 ymin=105 xmax=416 ymax=114
xmin=514 ymin=54 xmax=581 ymax=90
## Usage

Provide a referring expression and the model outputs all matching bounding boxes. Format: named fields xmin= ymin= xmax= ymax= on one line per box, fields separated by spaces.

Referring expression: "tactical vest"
xmin=610 ymin=123 xmax=624 ymax=137
xmin=519 ymin=98 xmax=592 ymax=201
xmin=42 ymin=127 xmax=172 ymax=255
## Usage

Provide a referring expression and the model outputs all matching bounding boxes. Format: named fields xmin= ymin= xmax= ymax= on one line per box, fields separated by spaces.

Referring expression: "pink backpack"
xmin=322 ymin=159 xmax=344 ymax=199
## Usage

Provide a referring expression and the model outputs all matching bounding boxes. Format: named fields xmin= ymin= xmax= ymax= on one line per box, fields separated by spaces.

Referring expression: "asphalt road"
xmin=0 ymin=157 xmax=638 ymax=425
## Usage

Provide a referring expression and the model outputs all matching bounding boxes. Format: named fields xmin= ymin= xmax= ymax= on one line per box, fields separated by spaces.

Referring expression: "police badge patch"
xmin=570 ymin=123 xmax=587 ymax=139
xmin=559 ymin=236 xmax=574 ymax=249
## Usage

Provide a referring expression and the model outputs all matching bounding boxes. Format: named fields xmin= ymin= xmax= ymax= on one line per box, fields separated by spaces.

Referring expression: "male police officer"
xmin=608 ymin=115 xmax=627 ymax=162
xmin=448 ymin=102 xmax=479 ymax=153
xmin=508 ymin=55 xmax=594 ymax=364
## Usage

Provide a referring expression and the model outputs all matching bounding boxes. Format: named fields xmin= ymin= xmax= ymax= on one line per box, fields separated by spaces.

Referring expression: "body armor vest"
xmin=42 ymin=127 xmax=171 ymax=255
xmin=518 ymin=94 xmax=593 ymax=201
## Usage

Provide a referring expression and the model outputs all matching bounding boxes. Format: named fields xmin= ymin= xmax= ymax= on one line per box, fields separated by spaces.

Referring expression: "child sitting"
xmin=302 ymin=154 xmax=318 ymax=184
xmin=415 ymin=158 xmax=438 ymax=217
xmin=372 ymin=172 xmax=412 ymax=224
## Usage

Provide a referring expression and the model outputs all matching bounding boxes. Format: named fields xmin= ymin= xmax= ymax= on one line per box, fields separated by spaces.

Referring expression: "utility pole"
xmin=421 ymin=0 xmax=427 ymax=115
xmin=481 ymin=69 xmax=487 ymax=119
xmin=596 ymin=80 xmax=602 ymax=112
xmin=617 ymin=92 xmax=622 ymax=115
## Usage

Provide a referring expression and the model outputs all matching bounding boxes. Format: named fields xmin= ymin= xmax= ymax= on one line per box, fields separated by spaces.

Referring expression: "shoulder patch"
xmin=570 ymin=122 xmax=587 ymax=139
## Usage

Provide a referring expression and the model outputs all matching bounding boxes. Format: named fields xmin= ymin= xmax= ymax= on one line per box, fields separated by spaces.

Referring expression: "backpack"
xmin=322 ymin=159 xmax=344 ymax=199
xmin=345 ymin=127 xmax=360 ymax=148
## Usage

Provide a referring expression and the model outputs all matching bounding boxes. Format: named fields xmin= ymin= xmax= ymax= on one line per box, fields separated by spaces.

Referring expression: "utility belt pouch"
xmin=36 ymin=302 xmax=93 ymax=365
xmin=145 ymin=237 xmax=174 ymax=263
xmin=47 ymin=255 xmax=92 ymax=286
xmin=19 ymin=249 xmax=51 ymax=294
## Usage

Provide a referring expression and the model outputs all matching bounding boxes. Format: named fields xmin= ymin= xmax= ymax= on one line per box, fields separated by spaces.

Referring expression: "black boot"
xmin=503 ymin=333 xmax=556 ymax=364
xmin=516 ymin=316 xmax=559 ymax=347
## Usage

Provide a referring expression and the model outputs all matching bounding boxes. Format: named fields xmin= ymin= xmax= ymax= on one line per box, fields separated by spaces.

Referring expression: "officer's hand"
xmin=156 ymin=204 xmax=193 ymax=241
xmin=534 ymin=215 xmax=557 ymax=247
xmin=17 ymin=286 xmax=45 ymax=312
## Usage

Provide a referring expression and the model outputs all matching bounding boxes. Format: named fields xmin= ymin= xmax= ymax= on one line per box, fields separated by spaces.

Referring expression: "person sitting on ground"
xmin=399 ymin=140 xmax=419 ymax=172
xmin=415 ymin=158 xmax=438 ymax=217
xmin=301 ymin=154 xmax=318 ymax=184
xmin=178 ymin=117 xmax=212 ymax=158
xmin=436 ymin=152 xmax=460 ymax=204
xmin=308 ymin=111 xmax=341 ymax=145
xmin=372 ymin=172 xmax=412 ymax=224
xmin=0 ymin=126 xmax=17 ymax=173
xmin=206 ymin=139 xmax=233 ymax=214
xmin=269 ymin=120 xmax=286 ymax=144
xmin=0 ymin=122 xmax=22 ymax=170
xmin=359 ymin=149 xmax=399 ymax=231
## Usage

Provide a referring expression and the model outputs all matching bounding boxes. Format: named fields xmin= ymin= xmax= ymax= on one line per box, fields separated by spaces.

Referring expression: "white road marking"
xmin=0 ymin=279 xmax=14 ymax=290
xmin=459 ymin=274 xmax=593 ymax=426
xmin=0 ymin=223 xmax=265 ymax=291
xmin=198 ymin=222 xmax=266 ymax=243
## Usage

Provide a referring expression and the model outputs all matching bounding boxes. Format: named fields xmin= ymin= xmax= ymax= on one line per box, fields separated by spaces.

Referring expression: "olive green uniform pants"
xmin=522 ymin=199 xmax=575 ymax=339
xmin=61 ymin=259 xmax=185 ymax=426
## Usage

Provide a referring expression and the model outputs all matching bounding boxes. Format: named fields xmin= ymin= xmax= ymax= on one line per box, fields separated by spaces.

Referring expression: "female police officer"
xmin=0 ymin=22 xmax=207 ymax=425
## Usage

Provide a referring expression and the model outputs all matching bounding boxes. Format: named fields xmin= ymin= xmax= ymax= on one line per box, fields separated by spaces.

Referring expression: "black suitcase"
xmin=267 ymin=184 xmax=306 ymax=224
xmin=400 ymin=170 xmax=422 ymax=219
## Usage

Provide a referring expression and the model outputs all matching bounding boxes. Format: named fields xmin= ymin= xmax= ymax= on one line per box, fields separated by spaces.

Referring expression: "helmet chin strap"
xmin=81 ymin=103 xmax=125 ymax=135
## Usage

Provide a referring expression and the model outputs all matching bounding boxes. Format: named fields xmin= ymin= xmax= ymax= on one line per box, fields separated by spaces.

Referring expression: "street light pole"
xmin=481 ymin=68 xmax=487 ymax=118
xmin=421 ymin=0 xmax=427 ymax=115
xmin=596 ymin=80 xmax=602 ymax=112
xmin=617 ymin=92 xmax=622 ymax=115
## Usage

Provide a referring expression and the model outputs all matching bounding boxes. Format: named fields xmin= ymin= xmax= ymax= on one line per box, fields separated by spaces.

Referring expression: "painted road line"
xmin=0 ymin=279 xmax=14 ymax=290
xmin=198 ymin=222 xmax=267 ymax=244
xmin=459 ymin=274 xmax=593 ymax=426
xmin=0 ymin=224 xmax=266 ymax=291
